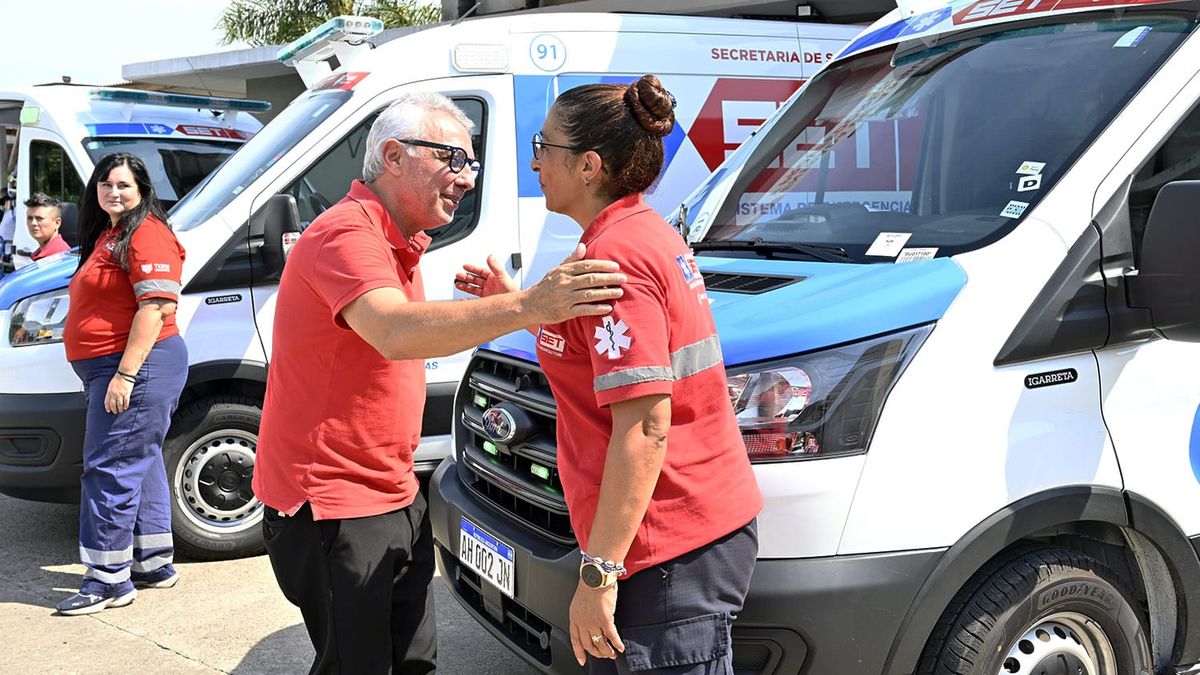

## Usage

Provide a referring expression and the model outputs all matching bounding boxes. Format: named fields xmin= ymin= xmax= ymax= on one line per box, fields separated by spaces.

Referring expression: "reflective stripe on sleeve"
xmin=133 ymin=279 xmax=181 ymax=297
xmin=670 ymin=335 xmax=723 ymax=380
xmin=594 ymin=366 xmax=674 ymax=392
xmin=593 ymin=335 xmax=724 ymax=392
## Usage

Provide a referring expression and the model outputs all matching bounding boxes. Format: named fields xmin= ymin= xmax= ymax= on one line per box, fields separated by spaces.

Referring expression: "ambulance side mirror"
xmin=1127 ymin=180 xmax=1200 ymax=341
xmin=256 ymin=194 xmax=301 ymax=280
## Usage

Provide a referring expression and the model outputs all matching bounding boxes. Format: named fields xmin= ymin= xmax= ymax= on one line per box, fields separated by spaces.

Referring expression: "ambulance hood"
xmin=483 ymin=256 xmax=966 ymax=367
xmin=0 ymin=254 xmax=76 ymax=310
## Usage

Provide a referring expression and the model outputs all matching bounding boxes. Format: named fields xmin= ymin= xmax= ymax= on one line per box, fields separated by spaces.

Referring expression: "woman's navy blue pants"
xmin=71 ymin=335 xmax=187 ymax=597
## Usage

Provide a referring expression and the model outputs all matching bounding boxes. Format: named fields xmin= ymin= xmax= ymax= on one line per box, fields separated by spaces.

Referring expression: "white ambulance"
xmin=429 ymin=1 xmax=1200 ymax=674
xmin=0 ymin=15 xmax=861 ymax=559
xmin=0 ymin=85 xmax=263 ymax=259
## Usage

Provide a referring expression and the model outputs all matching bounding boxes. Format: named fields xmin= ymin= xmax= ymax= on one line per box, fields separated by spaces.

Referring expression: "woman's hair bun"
xmin=624 ymin=74 xmax=676 ymax=138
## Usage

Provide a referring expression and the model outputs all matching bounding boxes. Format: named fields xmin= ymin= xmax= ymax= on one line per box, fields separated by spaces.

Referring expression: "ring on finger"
xmin=590 ymin=634 xmax=603 ymax=644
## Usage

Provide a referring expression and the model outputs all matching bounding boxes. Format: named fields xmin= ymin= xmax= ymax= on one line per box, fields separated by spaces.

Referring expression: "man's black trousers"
xmin=262 ymin=492 xmax=437 ymax=674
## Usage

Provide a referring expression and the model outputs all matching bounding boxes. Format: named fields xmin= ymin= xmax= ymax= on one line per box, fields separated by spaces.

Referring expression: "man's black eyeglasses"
xmin=398 ymin=139 xmax=481 ymax=174
xmin=531 ymin=131 xmax=582 ymax=160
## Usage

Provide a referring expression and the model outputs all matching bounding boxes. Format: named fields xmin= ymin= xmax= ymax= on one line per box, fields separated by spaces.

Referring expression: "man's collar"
xmin=347 ymin=180 xmax=431 ymax=263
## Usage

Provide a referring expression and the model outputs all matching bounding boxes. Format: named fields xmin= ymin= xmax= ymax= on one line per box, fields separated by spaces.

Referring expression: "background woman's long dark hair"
xmin=76 ymin=153 xmax=172 ymax=273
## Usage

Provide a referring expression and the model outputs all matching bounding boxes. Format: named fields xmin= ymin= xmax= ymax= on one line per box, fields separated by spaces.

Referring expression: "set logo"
xmin=537 ymin=327 xmax=565 ymax=356
xmin=688 ymin=78 xmax=806 ymax=173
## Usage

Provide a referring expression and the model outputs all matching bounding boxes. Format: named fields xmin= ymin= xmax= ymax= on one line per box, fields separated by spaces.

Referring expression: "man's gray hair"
xmin=363 ymin=92 xmax=476 ymax=182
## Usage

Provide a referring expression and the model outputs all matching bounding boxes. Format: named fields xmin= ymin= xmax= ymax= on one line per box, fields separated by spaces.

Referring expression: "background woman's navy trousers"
xmin=71 ymin=335 xmax=187 ymax=597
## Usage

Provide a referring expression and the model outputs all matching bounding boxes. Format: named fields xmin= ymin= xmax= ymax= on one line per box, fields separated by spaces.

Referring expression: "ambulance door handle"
xmin=510 ymin=253 xmax=522 ymax=271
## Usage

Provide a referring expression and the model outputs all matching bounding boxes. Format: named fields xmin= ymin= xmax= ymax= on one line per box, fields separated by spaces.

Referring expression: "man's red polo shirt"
xmin=31 ymin=233 xmax=70 ymax=261
xmin=64 ymin=216 xmax=184 ymax=361
xmin=253 ymin=180 xmax=431 ymax=521
xmin=537 ymin=194 xmax=762 ymax=576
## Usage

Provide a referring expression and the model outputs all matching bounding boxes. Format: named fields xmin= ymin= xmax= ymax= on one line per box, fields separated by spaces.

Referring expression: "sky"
xmin=0 ymin=1 xmax=255 ymax=87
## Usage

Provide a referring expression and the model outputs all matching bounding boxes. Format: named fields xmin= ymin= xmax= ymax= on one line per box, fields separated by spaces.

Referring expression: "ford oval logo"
xmin=481 ymin=406 xmax=517 ymax=443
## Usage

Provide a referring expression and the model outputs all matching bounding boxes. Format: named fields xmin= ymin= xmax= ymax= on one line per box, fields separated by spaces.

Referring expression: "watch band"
xmin=580 ymin=552 xmax=627 ymax=576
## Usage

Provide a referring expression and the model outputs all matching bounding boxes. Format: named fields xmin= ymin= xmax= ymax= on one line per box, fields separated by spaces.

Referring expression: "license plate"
xmin=458 ymin=517 xmax=515 ymax=598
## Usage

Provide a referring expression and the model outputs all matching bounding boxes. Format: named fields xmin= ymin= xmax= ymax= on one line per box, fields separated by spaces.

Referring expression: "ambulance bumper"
xmin=430 ymin=458 xmax=946 ymax=675
xmin=0 ymin=392 xmax=85 ymax=503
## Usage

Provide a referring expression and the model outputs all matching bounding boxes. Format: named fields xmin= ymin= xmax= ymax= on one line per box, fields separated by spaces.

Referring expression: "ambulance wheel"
xmin=164 ymin=395 xmax=264 ymax=561
xmin=918 ymin=547 xmax=1151 ymax=675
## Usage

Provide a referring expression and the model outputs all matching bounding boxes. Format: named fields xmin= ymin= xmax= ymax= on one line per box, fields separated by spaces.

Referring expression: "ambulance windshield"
xmin=172 ymin=90 xmax=352 ymax=231
xmin=697 ymin=13 xmax=1195 ymax=263
xmin=84 ymin=138 xmax=240 ymax=207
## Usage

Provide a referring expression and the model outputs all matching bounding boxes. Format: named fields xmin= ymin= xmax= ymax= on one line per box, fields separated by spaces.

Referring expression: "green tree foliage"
xmin=220 ymin=0 xmax=441 ymax=47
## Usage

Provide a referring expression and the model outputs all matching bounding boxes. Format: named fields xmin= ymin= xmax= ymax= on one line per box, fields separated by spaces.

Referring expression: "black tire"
xmin=163 ymin=395 xmax=264 ymax=561
xmin=918 ymin=547 xmax=1151 ymax=675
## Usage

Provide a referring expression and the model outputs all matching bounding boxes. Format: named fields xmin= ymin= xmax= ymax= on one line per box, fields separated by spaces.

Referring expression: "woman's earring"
xmin=584 ymin=177 xmax=590 ymax=187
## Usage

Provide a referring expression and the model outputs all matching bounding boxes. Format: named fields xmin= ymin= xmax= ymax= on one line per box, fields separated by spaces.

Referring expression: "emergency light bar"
xmin=89 ymin=89 xmax=271 ymax=113
xmin=276 ymin=16 xmax=384 ymax=66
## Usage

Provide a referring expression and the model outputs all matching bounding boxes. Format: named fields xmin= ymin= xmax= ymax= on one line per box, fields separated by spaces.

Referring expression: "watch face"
xmin=581 ymin=563 xmax=603 ymax=588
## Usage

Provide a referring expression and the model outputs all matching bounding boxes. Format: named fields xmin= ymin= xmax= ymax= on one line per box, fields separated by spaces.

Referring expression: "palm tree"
xmin=220 ymin=0 xmax=442 ymax=47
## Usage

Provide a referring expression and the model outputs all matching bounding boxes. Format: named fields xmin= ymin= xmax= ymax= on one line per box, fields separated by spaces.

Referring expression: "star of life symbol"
xmin=909 ymin=13 xmax=939 ymax=32
xmin=594 ymin=317 xmax=631 ymax=360
xmin=148 ymin=124 xmax=171 ymax=134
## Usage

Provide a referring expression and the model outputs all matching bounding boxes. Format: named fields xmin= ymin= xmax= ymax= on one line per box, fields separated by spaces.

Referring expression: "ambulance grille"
xmin=456 ymin=352 xmax=575 ymax=546
xmin=701 ymin=272 xmax=804 ymax=294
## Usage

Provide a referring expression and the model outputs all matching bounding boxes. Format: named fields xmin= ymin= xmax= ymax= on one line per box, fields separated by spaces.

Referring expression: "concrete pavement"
xmin=0 ymin=494 xmax=532 ymax=674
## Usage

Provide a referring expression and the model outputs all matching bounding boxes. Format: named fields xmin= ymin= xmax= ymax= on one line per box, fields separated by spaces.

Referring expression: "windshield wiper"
xmin=691 ymin=238 xmax=853 ymax=263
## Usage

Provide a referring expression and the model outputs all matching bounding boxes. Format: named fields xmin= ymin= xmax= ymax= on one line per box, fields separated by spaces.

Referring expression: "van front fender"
xmin=881 ymin=485 xmax=1200 ymax=673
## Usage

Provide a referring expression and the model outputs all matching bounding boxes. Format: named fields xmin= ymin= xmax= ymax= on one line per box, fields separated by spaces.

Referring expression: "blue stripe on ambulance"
xmin=84 ymin=123 xmax=175 ymax=136
xmin=1189 ymin=406 xmax=1200 ymax=482
xmin=483 ymin=257 xmax=968 ymax=367
xmin=839 ymin=6 xmax=953 ymax=58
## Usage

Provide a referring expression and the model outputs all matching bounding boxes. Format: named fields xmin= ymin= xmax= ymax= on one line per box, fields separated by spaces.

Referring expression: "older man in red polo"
xmin=253 ymin=92 xmax=625 ymax=675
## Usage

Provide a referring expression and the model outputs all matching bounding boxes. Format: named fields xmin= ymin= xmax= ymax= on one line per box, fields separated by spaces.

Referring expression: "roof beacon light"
xmin=89 ymin=88 xmax=271 ymax=113
xmin=277 ymin=15 xmax=384 ymax=88
xmin=452 ymin=44 xmax=510 ymax=73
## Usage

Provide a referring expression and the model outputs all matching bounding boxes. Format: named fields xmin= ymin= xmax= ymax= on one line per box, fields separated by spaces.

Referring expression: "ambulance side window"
xmin=1129 ymin=104 xmax=1200 ymax=264
xmin=29 ymin=140 xmax=85 ymax=206
xmin=283 ymin=114 xmax=377 ymax=229
xmin=281 ymin=97 xmax=486 ymax=251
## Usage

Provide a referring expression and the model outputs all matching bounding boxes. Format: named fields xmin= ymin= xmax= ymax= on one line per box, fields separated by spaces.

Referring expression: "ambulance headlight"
xmin=9 ymin=288 xmax=70 ymax=347
xmin=726 ymin=325 xmax=932 ymax=462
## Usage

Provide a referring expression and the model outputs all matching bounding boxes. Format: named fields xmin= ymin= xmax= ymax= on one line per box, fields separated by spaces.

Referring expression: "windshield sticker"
xmin=1114 ymin=26 xmax=1152 ymax=48
xmin=896 ymin=247 xmax=938 ymax=263
xmin=1001 ymin=200 xmax=1030 ymax=219
xmin=1016 ymin=161 xmax=1045 ymax=175
xmin=1017 ymin=174 xmax=1043 ymax=192
xmin=866 ymin=232 xmax=913 ymax=257
xmin=530 ymin=34 xmax=566 ymax=72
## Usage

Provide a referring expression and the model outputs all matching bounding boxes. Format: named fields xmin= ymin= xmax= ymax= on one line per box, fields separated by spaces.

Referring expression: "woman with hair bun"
xmin=458 ymin=75 xmax=762 ymax=673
